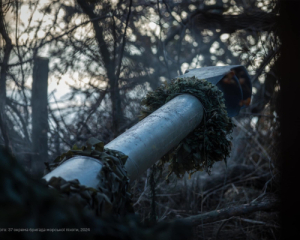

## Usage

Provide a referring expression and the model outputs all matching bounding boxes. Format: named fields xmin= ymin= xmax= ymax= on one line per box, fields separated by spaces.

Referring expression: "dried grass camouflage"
xmin=140 ymin=77 xmax=235 ymax=180
xmin=44 ymin=137 xmax=132 ymax=217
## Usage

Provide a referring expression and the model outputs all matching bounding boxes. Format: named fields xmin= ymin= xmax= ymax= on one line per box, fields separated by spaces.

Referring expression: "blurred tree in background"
xmin=0 ymin=0 xmax=281 ymax=239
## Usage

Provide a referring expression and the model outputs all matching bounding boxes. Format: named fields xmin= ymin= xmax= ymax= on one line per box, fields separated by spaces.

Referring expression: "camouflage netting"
xmin=140 ymin=76 xmax=235 ymax=180
xmin=0 ymin=146 xmax=192 ymax=240
xmin=44 ymin=137 xmax=132 ymax=217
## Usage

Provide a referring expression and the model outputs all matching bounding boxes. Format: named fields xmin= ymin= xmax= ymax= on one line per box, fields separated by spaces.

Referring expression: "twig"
xmin=115 ymin=0 xmax=132 ymax=81
xmin=250 ymin=47 xmax=279 ymax=84
xmin=215 ymin=165 xmax=228 ymax=210
xmin=39 ymin=15 xmax=110 ymax=49
xmin=157 ymin=0 xmax=171 ymax=79
xmin=236 ymin=217 xmax=280 ymax=228
xmin=215 ymin=220 xmax=228 ymax=240
xmin=6 ymin=98 xmax=30 ymax=144
xmin=239 ymin=112 xmax=279 ymax=119
xmin=232 ymin=118 xmax=275 ymax=176
xmin=162 ymin=0 xmax=183 ymax=26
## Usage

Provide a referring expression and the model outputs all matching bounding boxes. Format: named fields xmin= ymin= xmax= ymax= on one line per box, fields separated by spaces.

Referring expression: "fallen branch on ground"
xmin=183 ymin=194 xmax=279 ymax=226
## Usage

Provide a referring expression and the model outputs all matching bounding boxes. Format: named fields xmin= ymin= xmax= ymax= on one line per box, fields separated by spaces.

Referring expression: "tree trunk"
xmin=76 ymin=0 xmax=123 ymax=137
xmin=0 ymin=0 xmax=13 ymax=150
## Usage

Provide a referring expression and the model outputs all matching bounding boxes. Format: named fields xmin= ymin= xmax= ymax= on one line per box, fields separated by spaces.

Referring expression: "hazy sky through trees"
xmin=0 ymin=0 xmax=279 ymax=170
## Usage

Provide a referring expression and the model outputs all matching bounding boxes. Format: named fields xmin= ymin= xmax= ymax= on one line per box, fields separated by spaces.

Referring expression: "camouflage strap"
xmin=140 ymin=77 xmax=235 ymax=180
xmin=44 ymin=137 xmax=133 ymax=216
xmin=0 ymin=146 xmax=193 ymax=240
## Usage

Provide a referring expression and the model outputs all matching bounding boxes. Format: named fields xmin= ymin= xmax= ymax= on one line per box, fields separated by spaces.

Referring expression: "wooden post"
xmin=31 ymin=57 xmax=49 ymax=177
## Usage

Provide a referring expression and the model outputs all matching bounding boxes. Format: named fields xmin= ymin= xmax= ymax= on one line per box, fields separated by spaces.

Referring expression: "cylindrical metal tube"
xmin=43 ymin=156 xmax=103 ymax=188
xmin=43 ymin=94 xmax=203 ymax=186
xmin=105 ymin=94 xmax=203 ymax=181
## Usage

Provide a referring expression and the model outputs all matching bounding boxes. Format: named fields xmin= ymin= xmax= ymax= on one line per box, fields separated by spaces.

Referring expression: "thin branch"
xmin=251 ymin=46 xmax=280 ymax=84
xmin=6 ymin=98 xmax=31 ymax=144
xmin=77 ymin=87 xmax=108 ymax=135
xmin=115 ymin=0 xmax=132 ymax=80
xmin=236 ymin=217 xmax=280 ymax=228
xmin=163 ymin=9 xmax=277 ymax=47
xmin=157 ymin=0 xmax=171 ymax=79
xmin=232 ymin=118 xmax=275 ymax=173
xmin=162 ymin=0 xmax=184 ymax=27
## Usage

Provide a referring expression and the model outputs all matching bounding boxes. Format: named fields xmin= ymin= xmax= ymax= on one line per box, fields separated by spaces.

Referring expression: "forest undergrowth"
xmin=132 ymin=105 xmax=280 ymax=240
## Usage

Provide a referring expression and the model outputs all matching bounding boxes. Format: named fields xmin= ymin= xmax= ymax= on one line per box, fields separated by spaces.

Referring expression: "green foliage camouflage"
xmin=140 ymin=77 xmax=235 ymax=180
xmin=44 ymin=137 xmax=131 ymax=217
xmin=0 ymin=146 xmax=193 ymax=240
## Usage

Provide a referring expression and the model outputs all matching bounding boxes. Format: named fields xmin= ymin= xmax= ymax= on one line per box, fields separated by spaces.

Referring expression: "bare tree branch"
xmin=6 ymin=98 xmax=31 ymax=144
xmin=196 ymin=9 xmax=277 ymax=33
xmin=77 ymin=0 xmax=124 ymax=137
xmin=183 ymin=194 xmax=279 ymax=226
xmin=164 ymin=9 xmax=277 ymax=47
xmin=115 ymin=0 xmax=132 ymax=81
